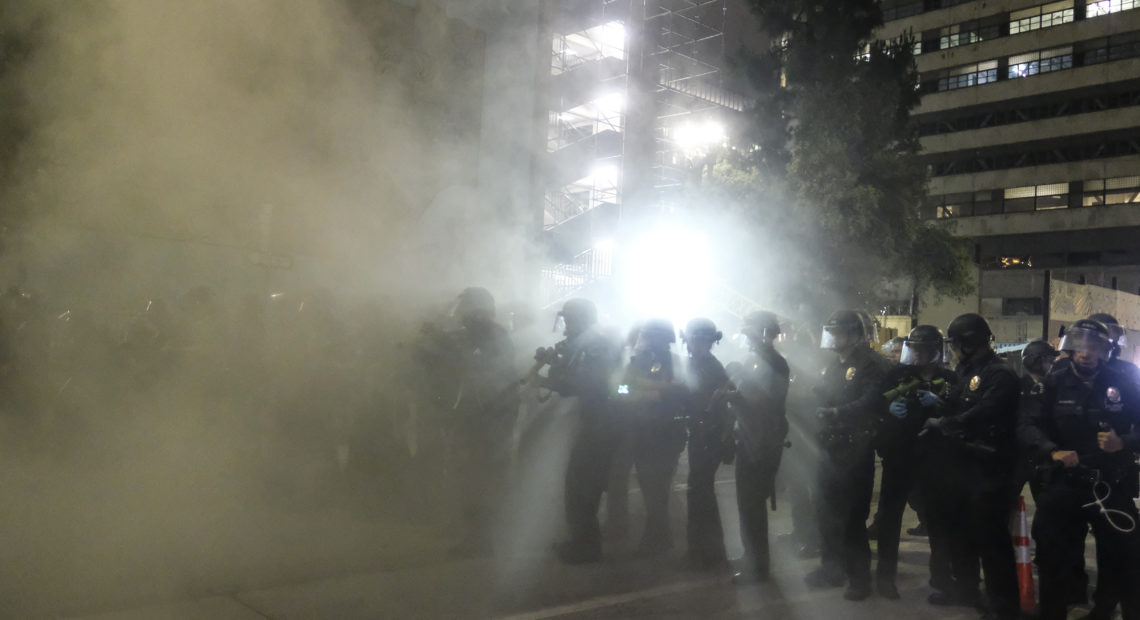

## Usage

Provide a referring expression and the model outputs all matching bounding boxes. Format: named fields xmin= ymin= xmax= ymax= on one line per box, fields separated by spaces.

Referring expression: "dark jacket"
xmin=732 ymin=344 xmax=790 ymax=462
xmin=816 ymin=345 xmax=889 ymax=440
xmin=684 ymin=352 xmax=730 ymax=450
xmin=545 ymin=326 xmax=620 ymax=420
xmin=1019 ymin=361 xmax=1140 ymax=485
xmin=947 ymin=349 xmax=1021 ymax=463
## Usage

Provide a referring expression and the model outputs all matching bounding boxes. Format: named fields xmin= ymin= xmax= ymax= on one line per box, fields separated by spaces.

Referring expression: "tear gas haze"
xmin=0 ymin=1 xmax=537 ymax=615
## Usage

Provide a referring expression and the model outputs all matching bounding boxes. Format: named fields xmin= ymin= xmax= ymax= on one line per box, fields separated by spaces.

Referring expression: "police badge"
xmin=1107 ymin=386 xmax=1121 ymax=403
xmin=969 ymin=375 xmax=981 ymax=391
xmin=845 ymin=367 xmax=856 ymax=381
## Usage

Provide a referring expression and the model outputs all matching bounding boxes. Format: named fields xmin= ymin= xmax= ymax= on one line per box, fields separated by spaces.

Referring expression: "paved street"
xmin=53 ymin=458 xmax=1115 ymax=620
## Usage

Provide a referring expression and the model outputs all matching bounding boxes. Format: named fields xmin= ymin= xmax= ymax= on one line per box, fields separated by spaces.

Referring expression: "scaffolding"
xmin=540 ymin=0 xmax=737 ymax=307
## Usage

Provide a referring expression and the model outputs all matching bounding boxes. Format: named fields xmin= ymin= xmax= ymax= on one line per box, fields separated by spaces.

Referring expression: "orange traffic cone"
xmin=1014 ymin=495 xmax=1037 ymax=613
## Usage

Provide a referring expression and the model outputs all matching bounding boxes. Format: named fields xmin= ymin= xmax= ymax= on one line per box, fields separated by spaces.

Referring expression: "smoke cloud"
xmin=0 ymin=1 xmax=543 ymax=616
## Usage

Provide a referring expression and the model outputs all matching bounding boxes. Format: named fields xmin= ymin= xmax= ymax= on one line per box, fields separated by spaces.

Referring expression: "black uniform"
xmin=733 ymin=344 xmax=790 ymax=576
xmin=875 ymin=365 xmax=956 ymax=584
xmin=444 ymin=321 xmax=519 ymax=552
xmin=546 ymin=326 xmax=621 ymax=561
xmin=683 ymin=351 xmax=731 ymax=565
xmin=927 ymin=350 xmax=1021 ymax=616
xmin=1019 ymin=362 xmax=1140 ymax=620
xmin=813 ymin=346 xmax=888 ymax=589
xmin=620 ymin=348 xmax=688 ymax=555
xmin=1013 ymin=369 xmax=1091 ymax=607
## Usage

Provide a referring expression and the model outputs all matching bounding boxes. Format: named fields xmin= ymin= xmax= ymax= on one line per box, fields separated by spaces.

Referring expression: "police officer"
xmin=539 ymin=299 xmax=621 ymax=564
xmin=1017 ymin=340 xmax=1062 ymax=502
xmin=1083 ymin=315 xmax=1140 ymax=620
xmin=618 ymin=318 xmax=688 ymax=557
xmin=922 ymin=313 xmax=1020 ymax=620
xmin=1019 ymin=319 xmax=1140 ymax=620
xmin=874 ymin=325 xmax=957 ymax=599
xmin=805 ymin=310 xmax=888 ymax=601
xmin=443 ymin=287 xmax=519 ymax=557
xmin=681 ymin=318 xmax=731 ymax=570
xmin=727 ymin=311 xmax=790 ymax=583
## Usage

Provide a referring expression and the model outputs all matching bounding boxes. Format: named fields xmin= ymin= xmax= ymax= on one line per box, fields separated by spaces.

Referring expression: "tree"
xmin=706 ymin=0 xmax=973 ymax=322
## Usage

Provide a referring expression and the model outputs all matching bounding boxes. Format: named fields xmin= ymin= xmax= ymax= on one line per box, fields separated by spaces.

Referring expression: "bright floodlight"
xmin=599 ymin=21 xmax=626 ymax=53
xmin=622 ymin=226 xmax=712 ymax=327
xmin=586 ymin=163 xmax=619 ymax=188
xmin=673 ymin=120 xmax=726 ymax=157
xmin=594 ymin=92 xmax=625 ymax=114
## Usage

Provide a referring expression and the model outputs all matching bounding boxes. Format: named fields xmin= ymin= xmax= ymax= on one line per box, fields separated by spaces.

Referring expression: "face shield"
xmin=899 ymin=341 xmax=941 ymax=366
xmin=1058 ymin=326 xmax=1111 ymax=367
xmin=820 ymin=326 xmax=851 ymax=350
xmin=745 ymin=326 xmax=780 ymax=348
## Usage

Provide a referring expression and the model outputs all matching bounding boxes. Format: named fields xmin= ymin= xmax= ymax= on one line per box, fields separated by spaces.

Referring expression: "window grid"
xmin=1008 ymin=48 xmax=1074 ymax=78
xmin=1082 ymin=176 xmax=1140 ymax=205
xmin=1010 ymin=4 xmax=1075 ymax=35
xmin=932 ymin=183 xmax=1080 ymax=218
xmin=1088 ymin=0 xmax=1138 ymax=17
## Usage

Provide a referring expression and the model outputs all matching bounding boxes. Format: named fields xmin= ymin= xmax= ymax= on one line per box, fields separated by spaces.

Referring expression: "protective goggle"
xmin=1058 ymin=326 xmax=1111 ymax=361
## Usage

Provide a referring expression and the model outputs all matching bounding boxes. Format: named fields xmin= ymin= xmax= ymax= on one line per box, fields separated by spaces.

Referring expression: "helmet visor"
xmin=820 ymin=326 xmax=850 ymax=350
xmin=1058 ymin=326 xmax=1111 ymax=361
xmin=744 ymin=326 xmax=779 ymax=346
xmin=899 ymin=341 xmax=941 ymax=366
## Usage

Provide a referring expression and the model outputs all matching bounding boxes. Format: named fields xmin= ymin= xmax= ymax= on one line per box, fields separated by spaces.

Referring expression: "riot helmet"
xmin=642 ymin=319 xmax=674 ymax=344
xmin=900 ymin=325 xmax=944 ymax=366
xmin=1088 ymin=313 xmax=1126 ymax=359
xmin=1021 ymin=339 xmax=1059 ymax=376
xmin=820 ymin=310 xmax=865 ymax=350
xmin=638 ymin=318 xmax=676 ymax=349
xmin=453 ymin=287 xmax=495 ymax=326
xmin=945 ymin=313 xmax=992 ymax=363
xmin=681 ymin=317 xmax=722 ymax=345
xmin=1059 ymin=319 xmax=1112 ymax=375
xmin=881 ymin=337 xmax=905 ymax=363
xmin=742 ymin=311 xmax=781 ymax=348
xmin=559 ymin=298 xmax=597 ymax=337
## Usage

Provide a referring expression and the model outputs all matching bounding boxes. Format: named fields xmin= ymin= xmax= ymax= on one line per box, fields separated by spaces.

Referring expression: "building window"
xmin=1035 ymin=183 xmax=1070 ymax=209
xmin=1010 ymin=1 xmax=1075 ymax=35
xmin=883 ymin=1 xmax=924 ymax=22
xmin=1008 ymin=47 xmax=1074 ymax=78
xmin=1083 ymin=176 xmax=1140 ymax=205
xmin=1087 ymin=0 xmax=1139 ymax=17
xmin=1003 ymin=297 xmax=1043 ymax=314
xmin=1080 ymin=31 xmax=1140 ymax=65
xmin=937 ymin=60 xmax=999 ymax=91
xmin=939 ymin=17 xmax=1003 ymax=50
xmin=1004 ymin=183 xmax=1070 ymax=211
